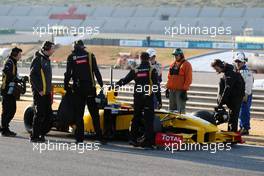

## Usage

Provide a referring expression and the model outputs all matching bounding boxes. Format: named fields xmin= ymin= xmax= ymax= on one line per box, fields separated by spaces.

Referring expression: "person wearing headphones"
xmin=30 ymin=41 xmax=55 ymax=142
xmin=211 ymin=59 xmax=245 ymax=132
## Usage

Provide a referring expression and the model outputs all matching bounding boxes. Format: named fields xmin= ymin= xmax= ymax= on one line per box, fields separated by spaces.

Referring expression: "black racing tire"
xmin=23 ymin=106 xmax=35 ymax=134
xmin=192 ymin=110 xmax=217 ymax=125
xmin=23 ymin=105 xmax=53 ymax=135
xmin=129 ymin=115 xmax=162 ymax=138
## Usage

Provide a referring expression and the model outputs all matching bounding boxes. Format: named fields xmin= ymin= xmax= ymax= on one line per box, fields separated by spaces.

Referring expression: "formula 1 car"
xmin=23 ymin=82 xmax=243 ymax=147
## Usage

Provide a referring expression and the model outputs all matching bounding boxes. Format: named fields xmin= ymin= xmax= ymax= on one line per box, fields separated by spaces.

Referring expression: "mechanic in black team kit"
xmin=1 ymin=47 xmax=23 ymax=137
xmin=64 ymin=40 xmax=106 ymax=144
xmin=116 ymin=52 xmax=161 ymax=149
xmin=30 ymin=41 xmax=55 ymax=142
xmin=211 ymin=59 xmax=245 ymax=132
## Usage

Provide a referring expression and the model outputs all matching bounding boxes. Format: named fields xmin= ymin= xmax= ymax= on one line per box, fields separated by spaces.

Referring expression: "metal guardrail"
xmin=116 ymin=82 xmax=264 ymax=119
xmin=1 ymin=75 xmax=263 ymax=119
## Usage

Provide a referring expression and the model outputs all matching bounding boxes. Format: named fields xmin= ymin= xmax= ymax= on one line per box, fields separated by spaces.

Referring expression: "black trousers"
xmin=131 ymin=94 xmax=154 ymax=144
xmin=1 ymin=95 xmax=16 ymax=131
xmin=32 ymin=93 xmax=52 ymax=138
xmin=73 ymin=92 xmax=102 ymax=142
xmin=103 ymin=108 xmax=116 ymax=138
xmin=227 ymin=99 xmax=243 ymax=132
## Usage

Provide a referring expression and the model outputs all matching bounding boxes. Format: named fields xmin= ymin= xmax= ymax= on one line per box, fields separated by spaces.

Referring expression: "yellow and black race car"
xmin=24 ymin=83 xmax=243 ymax=147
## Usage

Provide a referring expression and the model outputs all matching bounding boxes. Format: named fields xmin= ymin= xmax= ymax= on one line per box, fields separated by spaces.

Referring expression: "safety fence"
xmin=118 ymin=39 xmax=264 ymax=50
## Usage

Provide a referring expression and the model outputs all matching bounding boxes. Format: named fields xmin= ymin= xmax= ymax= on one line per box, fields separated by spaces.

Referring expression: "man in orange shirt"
xmin=166 ymin=48 xmax=192 ymax=113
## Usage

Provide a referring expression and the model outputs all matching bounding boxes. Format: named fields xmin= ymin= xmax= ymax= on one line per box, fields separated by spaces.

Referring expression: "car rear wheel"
xmin=24 ymin=106 xmax=35 ymax=134
xmin=23 ymin=105 xmax=53 ymax=135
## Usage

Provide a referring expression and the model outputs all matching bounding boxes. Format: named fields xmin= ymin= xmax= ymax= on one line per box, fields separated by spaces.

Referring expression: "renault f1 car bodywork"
xmin=24 ymin=83 xmax=243 ymax=146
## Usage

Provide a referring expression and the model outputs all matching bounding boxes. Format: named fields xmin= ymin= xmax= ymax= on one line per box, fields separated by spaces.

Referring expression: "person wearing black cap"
xmin=166 ymin=48 xmax=192 ymax=113
xmin=0 ymin=47 xmax=22 ymax=136
xmin=211 ymin=59 xmax=245 ymax=132
xmin=115 ymin=52 xmax=160 ymax=149
xmin=64 ymin=40 xmax=105 ymax=144
xmin=30 ymin=41 xmax=55 ymax=142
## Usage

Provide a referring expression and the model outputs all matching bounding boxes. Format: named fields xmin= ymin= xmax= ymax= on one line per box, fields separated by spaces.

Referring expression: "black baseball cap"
xmin=140 ymin=52 xmax=150 ymax=60
xmin=172 ymin=48 xmax=183 ymax=56
xmin=74 ymin=40 xmax=85 ymax=48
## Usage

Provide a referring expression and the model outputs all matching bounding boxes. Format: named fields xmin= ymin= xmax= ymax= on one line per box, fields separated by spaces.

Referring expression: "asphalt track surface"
xmin=0 ymin=121 xmax=263 ymax=176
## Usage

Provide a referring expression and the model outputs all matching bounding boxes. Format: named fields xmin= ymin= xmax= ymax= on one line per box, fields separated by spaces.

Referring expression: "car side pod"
xmin=155 ymin=132 xmax=183 ymax=150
